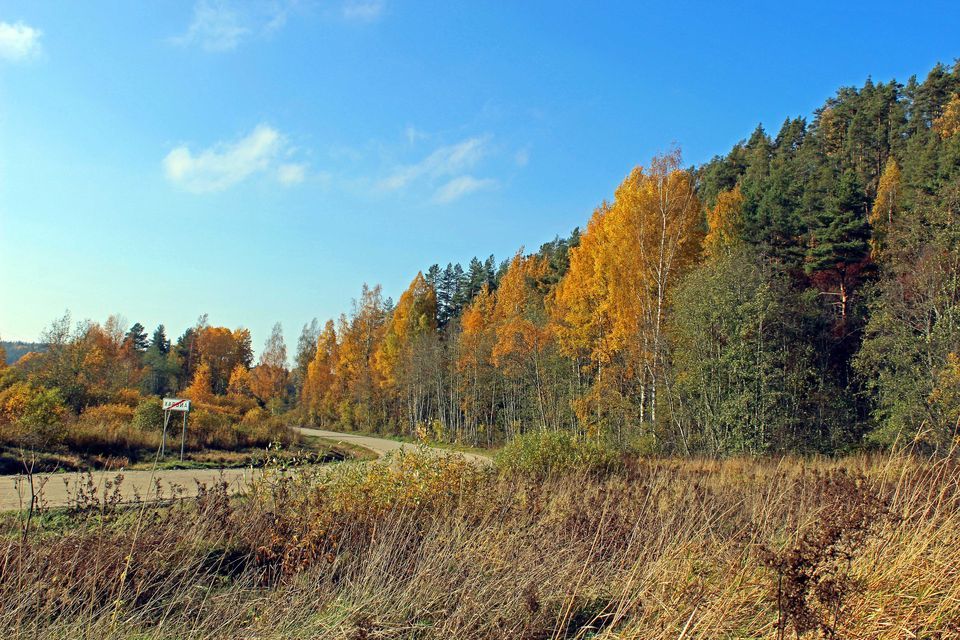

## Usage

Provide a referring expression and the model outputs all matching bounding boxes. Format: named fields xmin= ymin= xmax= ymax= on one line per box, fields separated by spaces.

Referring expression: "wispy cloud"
xmin=277 ymin=162 xmax=307 ymax=186
xmin=404 ymin=125 xmax=428 ymax=145
xmin=342 ymin=0 xmax=385 ymax=22
xmin=378 ymin=136 xmax=489 ymax=191
xmin=0 ymin=21 xmax=42 ymax=61
xmin=172 ymin=1 xmax=295 ymax=52
xmin=163 ymin=124 xmax=308 ymax=193
xmin=514 ymin=147 xmax=530 ymax=167
xmin=433 ymin=176 xmax=496 ymax=204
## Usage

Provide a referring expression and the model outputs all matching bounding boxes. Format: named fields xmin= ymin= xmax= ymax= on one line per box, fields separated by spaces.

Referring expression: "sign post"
xmin=161 ymin=398 xmax=191 ymax=460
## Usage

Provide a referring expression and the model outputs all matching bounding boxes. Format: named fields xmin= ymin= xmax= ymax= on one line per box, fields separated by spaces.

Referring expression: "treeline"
xmin=0 ymin=342 xmax=46 ymax=366
xmin=4 ymin=61 xmax=960 ymax=456
xmin=298 ymin=61 xmax=960 ymax=454
xmin=0 ymin=314 xmax=294 ymax=455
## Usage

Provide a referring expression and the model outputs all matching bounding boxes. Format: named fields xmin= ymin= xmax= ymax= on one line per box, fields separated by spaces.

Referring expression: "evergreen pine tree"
xmin=805 ymin=170 xmax=871 ymax=322
xmin=124 ymin=322 xmax=149 ymax=352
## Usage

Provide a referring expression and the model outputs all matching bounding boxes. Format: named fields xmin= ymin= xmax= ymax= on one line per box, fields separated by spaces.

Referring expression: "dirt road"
xmin=298 ymin=427 xmax=491 ymax=465
xmin=0 ymin=429 xmax=490 ymax=511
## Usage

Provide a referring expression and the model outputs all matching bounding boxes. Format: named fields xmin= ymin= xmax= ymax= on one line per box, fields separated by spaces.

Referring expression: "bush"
xmin=80 ymin=403 xmax=135 ymax=425
xmin=190 ymin=409 xmax=237 ymax=450
xmin=65 ymin=403 xmax=157 ymax=456
xmin=132 ymin=397 xmax=164 ymax=432
xmin=113 ymin=388 xmax=142 ymax=408
xmin=495 ymin=430 xmax=623 ymax=477
xmin=66 ymin=418 xmax=160 ymax=456
xmin=0 ymin=382 xmax=68 ymax=448
xmin=238 ymin=410 xmax=295 ymax=449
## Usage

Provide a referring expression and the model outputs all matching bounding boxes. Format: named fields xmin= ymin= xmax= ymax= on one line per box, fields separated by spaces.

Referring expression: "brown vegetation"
xmin=2 ymin=449 xmax=957 ymax=639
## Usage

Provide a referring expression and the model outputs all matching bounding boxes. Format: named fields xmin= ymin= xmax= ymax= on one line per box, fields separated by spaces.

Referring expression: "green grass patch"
xmin=494 ymin=430 xmax=623 ymax=477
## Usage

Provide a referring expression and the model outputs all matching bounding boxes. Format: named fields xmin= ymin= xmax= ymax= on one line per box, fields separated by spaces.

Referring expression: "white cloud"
xmin=172 ymin=1 xmax=296 ymax=52
xmin=514 ymin=147 xmax=530 ymax=167
xmin=342 ymin=0 xmax=385 ymax=22
xmin=277 ymin=162 xmax=307 ymax=185
xmin=0 ymin=21 xmax=42 ymax=61
xmin=164 ymin=124 xmax=302 ymax=193
xmin=378 ymin=136 xmax=488 ymax=191
xmin=404 ymin=125 xmax=427 ymax=145
xmin=433 ymin=176 xmax=496 ymax=204
xmin=172 ymin=1 xmax=250 ymax=51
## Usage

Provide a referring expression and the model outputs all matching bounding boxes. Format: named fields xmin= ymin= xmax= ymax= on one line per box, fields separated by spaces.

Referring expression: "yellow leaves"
xmin=302 ymin=320 xmax=338 ymax=418
xmin=227 ymin=363 xmax=253 ymax=398
xmin=458 ymin=283 xmax=496 ymax=372
xmin=704 ymin=185 xmax=744 ymax=258
xmin=550 ymin=150 xmax=703 ymax=378
xmin=490 ymin=252 xmax=551 ymax=375
xmin=928 ymin=352 xmax=960 ymax=431
xmin=0 ymin=381 xmax=32 ymax=424
xmin=934 ymin=94 xmax=960 ymax=140
xmin=335 ymin=284 xmax=388 ymax=399
xmin=185 ymin=361 xmax=214 ymax=403
xmin=375 ymin=272 xmax=437 ymax=391
xmin=869 ymin=158 xmax=901 ymax=261
xmin=250 ymin=364 xmax=286 ymax=404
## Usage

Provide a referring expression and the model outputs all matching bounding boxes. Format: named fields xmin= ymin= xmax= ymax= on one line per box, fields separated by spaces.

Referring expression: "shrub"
xmin=190 ymin=409 xmax=237 ymax=450
xmin=66 ymin=417 xmax=160 ymax=456
xmin=0 ymin=366 xmax=21 ymax=394
xmin=65 ymin=403 xmax=157 ymax=456
xmin=0 ymin=382 xmax=68 ymax=448
xmin=113 ymin=388 xmax=142 ymax=408
xmin=237 ymin=413 xmax=295 ymax=449
xmin=241 ymin=406 xmax=268 ymax=426
xmin=79 ymin=403 xmax=135 ymax=425
xmin=495 ymin=430 xmax=623 ymax=477
xmin=131 ymin=397 xmax=164 ymax=432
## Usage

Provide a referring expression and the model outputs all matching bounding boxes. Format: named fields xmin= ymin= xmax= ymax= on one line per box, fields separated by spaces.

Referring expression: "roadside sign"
xmin=162 ymin=398 xmax=191 ymax=412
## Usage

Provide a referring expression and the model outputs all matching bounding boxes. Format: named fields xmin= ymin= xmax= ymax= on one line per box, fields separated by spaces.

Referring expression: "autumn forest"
xmin=4 ymin=61 xmax=960 ymax=462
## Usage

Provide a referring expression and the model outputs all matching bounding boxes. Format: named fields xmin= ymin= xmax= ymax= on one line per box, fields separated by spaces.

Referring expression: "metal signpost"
xmin=161 ymin=398 xmax=191 ymax=460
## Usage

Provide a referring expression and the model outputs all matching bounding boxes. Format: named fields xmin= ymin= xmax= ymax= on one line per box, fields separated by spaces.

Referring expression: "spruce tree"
xmin=124 ymin=322 xmax=149 ymax=352
xmin=805 ymin=169 xmax=871 ymax=322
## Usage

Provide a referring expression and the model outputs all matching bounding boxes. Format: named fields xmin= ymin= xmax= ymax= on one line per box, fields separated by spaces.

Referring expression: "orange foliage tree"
xmin=457 ymin=284 xmax=498 ymax=442
xmin=334 ymin=285 xmax=388 ymax=430
xmin=704 ymin=185 xmax=744 ymax=258
xmin=551 ymin=150 xmax=703 ymax=434
xmin=375 ymin=272 xmax=438 ymax=431
xmin=302 ymin=320 xmax=339 ymax=426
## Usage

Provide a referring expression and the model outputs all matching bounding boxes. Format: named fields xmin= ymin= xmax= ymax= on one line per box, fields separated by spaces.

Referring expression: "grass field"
xmin=2 ymin=447 xmax=958 ymax=639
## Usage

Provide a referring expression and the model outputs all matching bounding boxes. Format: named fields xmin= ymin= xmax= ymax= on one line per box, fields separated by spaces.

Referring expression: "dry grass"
xmin=1 ymin=450 xmax=958 ymax=639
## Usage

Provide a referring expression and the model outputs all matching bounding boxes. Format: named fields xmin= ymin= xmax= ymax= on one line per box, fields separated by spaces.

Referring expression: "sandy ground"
xmin=0 ymin=428 xmax=489 ymax=511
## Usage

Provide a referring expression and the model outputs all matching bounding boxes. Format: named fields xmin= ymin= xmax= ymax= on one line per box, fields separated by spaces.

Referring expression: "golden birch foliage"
xmin=934 ymin=93 xmax=960 ymax=139
xmin=869 ymin=158 xmax=901 ymax=260
xmin=250 ymin=365 xmax=285 ymax=403
xmin=375 ymin=272 xmax=437 ymax=390
xmin=928 ymin=352 xmax=960 ymax=438
xmin=458 ymin=284 xmax=496 ymax=372
xmin=549 ymin=203 xmax=617 ymax=365
xmin=185 ymin=361 xmax=214 ymax=403
xmin=303 ymin=320 xmax=338 ymax=418
xmin=551 ymin=151 xmax=703 ymax=378
xmin=336 ymin=284 xmax=388 ymax=403
xmin=195 ymin=326 xmax=251 ymax=392
xmin=704 ymin=185 xmax=744 ymax=258
xmin=227 ymin=363 xmax=253 ymax=398
xmin=491 ymin=251 xmax=551 ymax=376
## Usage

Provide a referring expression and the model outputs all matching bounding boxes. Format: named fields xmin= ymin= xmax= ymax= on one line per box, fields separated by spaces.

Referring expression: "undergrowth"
xmin=1 ymin=450 xmax=958 ymax=639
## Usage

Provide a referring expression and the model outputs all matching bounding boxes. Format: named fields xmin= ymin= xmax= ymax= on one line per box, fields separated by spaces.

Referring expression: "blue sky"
xmin=1 ymin=1 xmax=959 ymax=355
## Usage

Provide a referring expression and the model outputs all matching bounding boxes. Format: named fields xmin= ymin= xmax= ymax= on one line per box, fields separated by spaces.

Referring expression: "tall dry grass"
xmin=1 ymin=449 xmax=958 ymax=639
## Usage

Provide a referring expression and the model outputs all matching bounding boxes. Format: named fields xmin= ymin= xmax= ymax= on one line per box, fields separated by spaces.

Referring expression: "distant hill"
xmin=1 ymin=341 xmax=48 ymax=365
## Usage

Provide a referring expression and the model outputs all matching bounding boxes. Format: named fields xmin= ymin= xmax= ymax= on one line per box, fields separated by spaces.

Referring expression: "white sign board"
xmin=162 ymin=398 xmax=191 ymax=412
